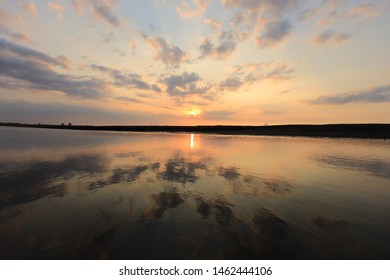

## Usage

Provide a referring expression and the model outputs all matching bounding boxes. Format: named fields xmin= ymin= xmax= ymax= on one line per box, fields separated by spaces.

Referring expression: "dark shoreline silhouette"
xmin=1 ymin=122 xmax=389 ymax=139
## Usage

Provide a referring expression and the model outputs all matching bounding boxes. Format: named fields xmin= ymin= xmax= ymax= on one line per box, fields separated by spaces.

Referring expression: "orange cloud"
xmin=177 ymin=0 xmax=211 ymax=19
xmin=21 ymin=1 xmax=37 ymax=16
xmin=312 ymin=30 xmax=351 ymax=45
xmin=349 ymin=4 xmax=378 ymax=18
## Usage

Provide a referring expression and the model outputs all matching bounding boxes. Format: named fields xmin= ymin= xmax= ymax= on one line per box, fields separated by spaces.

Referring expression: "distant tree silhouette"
xmin=61 ymin=123 xmax=65 ymax=126
xmin=68 ymin=123 xmax=72 ymax=126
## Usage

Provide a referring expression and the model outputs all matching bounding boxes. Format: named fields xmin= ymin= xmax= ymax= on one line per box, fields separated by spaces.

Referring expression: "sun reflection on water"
xmin=190 ymin=134 xmax=194 ymax=149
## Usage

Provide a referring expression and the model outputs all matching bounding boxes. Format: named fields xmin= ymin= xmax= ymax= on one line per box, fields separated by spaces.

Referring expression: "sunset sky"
xmin=0 ymin=0 xmax=389 ymax=125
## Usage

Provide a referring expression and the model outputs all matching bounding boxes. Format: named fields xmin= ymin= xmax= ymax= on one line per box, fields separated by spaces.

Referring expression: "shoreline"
xmin=1 ymin=122 xmax=389 ymax=139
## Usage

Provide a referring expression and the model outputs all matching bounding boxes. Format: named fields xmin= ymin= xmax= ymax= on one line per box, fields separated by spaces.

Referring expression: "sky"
xmin=0 ymin=0 xmax=389 ymax=125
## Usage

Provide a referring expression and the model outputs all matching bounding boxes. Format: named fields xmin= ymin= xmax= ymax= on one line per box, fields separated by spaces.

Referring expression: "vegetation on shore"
xmin=1 ymin=122 xmax=389 ymax=139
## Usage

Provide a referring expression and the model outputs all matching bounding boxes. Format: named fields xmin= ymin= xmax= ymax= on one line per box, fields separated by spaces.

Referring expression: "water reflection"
xmin=88 ymin=165 xmax=151 ymax=191
xmin=190 ymin=134 xmax=194 ymax=149
xmin=0 ymin=154 xmax=108 ymax=209
xmin=314 ymin=155 xmax=390 ymax=179
xmin=0 ymin=127 xmax=390 ymax=259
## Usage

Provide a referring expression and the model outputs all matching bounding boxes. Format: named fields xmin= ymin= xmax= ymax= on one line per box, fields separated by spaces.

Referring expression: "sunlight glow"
xmin=187 ymin=109 xmax=201 ymax=117
xmin=190 ymin=134 xmax=194 ymax=149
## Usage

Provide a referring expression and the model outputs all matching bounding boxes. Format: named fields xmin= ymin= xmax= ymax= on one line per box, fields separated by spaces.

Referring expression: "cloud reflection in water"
xmin=1 ymin=129 xmax=390 ymax=259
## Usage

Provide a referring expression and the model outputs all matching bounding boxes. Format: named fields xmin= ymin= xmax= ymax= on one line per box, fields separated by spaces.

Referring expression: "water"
xmin=0 ymin=126 xmax=390 ymax=259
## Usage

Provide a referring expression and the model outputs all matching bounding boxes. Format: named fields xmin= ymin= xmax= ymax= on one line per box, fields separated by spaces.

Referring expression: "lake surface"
xmin=1 ymin=126 xmax=390 ymax=259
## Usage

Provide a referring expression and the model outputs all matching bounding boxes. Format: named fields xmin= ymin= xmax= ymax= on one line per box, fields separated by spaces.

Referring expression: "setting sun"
xmin=187 ymin=109 xmax=201 ymax=117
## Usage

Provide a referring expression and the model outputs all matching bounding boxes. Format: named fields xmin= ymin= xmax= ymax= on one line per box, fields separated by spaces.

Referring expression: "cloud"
xmin=277 ymin=87 xmax=297 ymax=95
xmin=221 ymin=0 xmax=300 ymax=16
xmin=48 ymin=2 xmax=64 ymax=12
xmin=128 ymin=39 xmax=136 ymax=51
xmin=72 ymin=0 xmax=84 ymax=14
xmin=349 ymin=3 xmax=378 ymax=18
xmin=317 ymin=10 xmax=344 ymax=26
xmin=72 ymin=0 xmax=120 ymax=27
xmin=219 ymin=77 xmax=243 ymax=91
xmin=203 ymin=18 xmax=222 ymax=31
xmin=312 ymin=30 xmax=351 ymax=45
xmin=0 ymin=8 xmax=24 ymax=26
xmin=316 ymin=1 xmax=344 ymax=26
xmin=0 ymin=39 xmax=108 ymax=99
xmin=144 ymin=35 xmax=189 ymax=66
xmin=101 ymin=32 xmax=115 ymax=44
xmin=21 ymin=1 xmax=37 ymax=16
xmin=0 ymin=38 xmax=70 ymax=69
xmin=0 ymin=8 xmax=30 ymax=43
xmin=255 ymin=19 xmax=292 ymax=48
xmin=160 ymin=62 xmax=293 ymax=102
xmin=160 ymin=72 xmax=210 ymax=98
xmin=0 ymin=99 xmax=176 ymax=125
xmin=0 ymin=27 xmax=31 ymax=43
xmin=311 ymin=85 xmax=390 ymax=104
xmin=115 ymin=96 xmax=144 ymax=104
xmin=220 ymin=0 xmax=299 ymax=49
xmin=264 ymin=63 xmax=295 ymax=80
xmin=299 ymin=8 xmax=319 ymax=21
xmin=232 ymin=61 xmax=294 ymax=83
xmin=90 ymin=64 xmax=161 ymax=92
xmin=177 ymin=0 xmax=211 ymax=19
xmin=199 ymin=30 xmax=237 ymax=59
xmin=48 ymin=1 xmax=64 ymax=20
xmin=222 ymin=63 xmax=293 ymax=99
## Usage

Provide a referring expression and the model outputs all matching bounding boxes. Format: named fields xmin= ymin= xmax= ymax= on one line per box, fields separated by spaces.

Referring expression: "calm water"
xmin=1 ymin=126 xmax=390 ymax=259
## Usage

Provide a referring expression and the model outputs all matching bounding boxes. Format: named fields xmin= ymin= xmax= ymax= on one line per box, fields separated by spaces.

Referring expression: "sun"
xmin=186 ymin=108 xmax=201 ymax=117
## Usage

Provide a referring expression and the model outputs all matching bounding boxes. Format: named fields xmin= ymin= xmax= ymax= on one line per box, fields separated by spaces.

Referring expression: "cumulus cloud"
xmin=160 ymin=72 xmax=210 ymax=97
xmin=316 ymin=0 xmax=344 ymax=26
xmin=203 ymin=18 xmax=222 ymax=31
xmin=92 ymin=0 xmax=120 ymax=26
xmin=0 ymin=38 xmax=70 ymax=69
xmin=311 ymin=85 xmax=390 ymax=104
xmin=11 ymin=33 xmax=31 ymax=43
xmin=72 ymin=0 xmax=84 ymax=14
xmin=255 ymin=19 xmax=292 ymax=48
xmin=0 ymin=8 xmax=30 ymax=43
xmin=207 ymin=62 xmax=295 ymax=96
xmin=48 ymin=2 xmax=64 ymax=12
xmin=220 ymin=1 xmax=299 ymax=49
xmin=21 ymin=1 xmax=37 ymax=16
xmin=144 ymin=35 xmax=189 ymax=66
xmin=177 ymin=0 xmax=211 ymax=19
xmin=349 ymin=3 xmax=378 ymax=18
xmin=317 ymin=11 xmax=344 ymax=26
xmin=0 ymin=27 xmax=31 ymax=43
xmin=90 ymin=64 xmax=161 ymax=92
xmin=72 ymin=0 xmax=120 ymax=27
xmin=0 ymin=39 xmax=107 ymax=99
xmin=219 ymin=77 xmax=243 ymax=91
xmin=264 ymin=63 xmax=295 ymax=80
xmin=158 ymin=61 xmax=294 ymax=102
xmin=312 ymin=30 xmax=351 ymax=45
xmin=199 ymin=31 xmax=237 ymax=59
xmin=232 ymin=61 xmax=294 ymax=83
xmin=48 ymin=1 xmax=64 ymax=20
xmin=0 ymin=8 xmax=24 ymax=26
